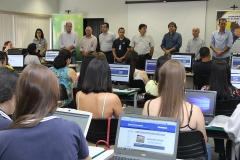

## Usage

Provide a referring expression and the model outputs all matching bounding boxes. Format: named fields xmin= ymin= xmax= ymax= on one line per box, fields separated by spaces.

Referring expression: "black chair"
xmin=86 ymin=118 xmax=118 ymax=149
xmin=177 ymin=130 xmax=208 ymax=160
xmin=193 ymin=74 xmax=210 ymax=90
xmin=144 ymin=93 xmax=156 ymax=102
xmin=215 ymin=99 xmax=240 ymax=116
xmin=59 ymin=84 xmax=68 ymax=101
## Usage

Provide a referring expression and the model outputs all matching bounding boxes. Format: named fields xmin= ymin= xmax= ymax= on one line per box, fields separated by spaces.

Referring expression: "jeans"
xmin=71 ymin=51 xmax=76 ymax=64
xmin=204 ymin=142 xmax=212 ymax=160
xmin=212 ymin=56 xmax=230 ymax=65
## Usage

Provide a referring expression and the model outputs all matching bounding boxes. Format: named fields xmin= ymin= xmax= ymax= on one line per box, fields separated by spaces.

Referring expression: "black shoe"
xmin=219 ymin=153 xmax=226 ymax=160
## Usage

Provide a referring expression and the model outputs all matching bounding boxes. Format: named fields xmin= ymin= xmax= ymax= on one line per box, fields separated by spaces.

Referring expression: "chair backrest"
xmin=215 ymin=99 xmax=240 ymax=116
xmin=86 ymin=118 xmax=118 ymax=146
xmin=193 ymin=74 xmax=210 ymax=90
xmin=129 ymin=79 xmax=145 ymax=94
xmin=177 ymin=130 xmax=208 ymax=159
xmin=59 ymin=84 xmax=68 ymax=100
xmin=72 ymin=87 xmax=78 ymax=101
xmin=144 ymin=93 xmax=157 ymax=101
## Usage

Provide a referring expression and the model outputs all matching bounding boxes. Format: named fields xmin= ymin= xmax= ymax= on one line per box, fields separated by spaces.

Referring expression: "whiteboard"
xmin=128 ymin=1 xmax=207 ymax=58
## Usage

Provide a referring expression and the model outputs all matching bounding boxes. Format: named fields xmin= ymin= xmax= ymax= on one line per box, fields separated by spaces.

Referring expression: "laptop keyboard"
xmin=205 ymin=116 xmax=214 ymax=125
xmin=112 ymin=84 xmax=128 ymax=90
xmin=108 ymin=156 xmax=140 ymax=160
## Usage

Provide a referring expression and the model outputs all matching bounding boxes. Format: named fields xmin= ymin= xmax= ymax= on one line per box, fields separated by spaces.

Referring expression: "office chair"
xmin=215 ymin=99 xmax=240 ymax=116
xmin=86 ymin=118 xmax=118 ymax=150
xmin=59 ymin=84 xmax=68 ymax=101
xmin=120 ymin=79 xmax=146 ymax=108
xmin=144 ymin=93 xmax=157 ymax=102
xmin=177 ymin=130 xmax=208 ymax=160
xmin=193 ymin=74 xmax=210 ymax=90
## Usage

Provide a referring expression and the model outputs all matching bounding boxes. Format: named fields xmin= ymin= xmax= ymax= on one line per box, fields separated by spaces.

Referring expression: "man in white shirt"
xmin=130 ymin=24 xmax=154 ymax=70
xmin=58 ymin=22 xmax=78 ymax=64
xmin=186 ymin=27 xmax=206 ymax=61
xmin=79 ymin=26 xmax=97 ymax=58
xmin=98 ymin=22 xmax=116 ymax=64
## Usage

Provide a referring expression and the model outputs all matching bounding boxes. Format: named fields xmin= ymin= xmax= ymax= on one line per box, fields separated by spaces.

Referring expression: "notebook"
xmin=105 ymin=114 xmax=180 ymax=160
xmin=54 ymin=108 xmax=92 ymax=137
xmin=185 ymin=89 xmax=217 ymax=125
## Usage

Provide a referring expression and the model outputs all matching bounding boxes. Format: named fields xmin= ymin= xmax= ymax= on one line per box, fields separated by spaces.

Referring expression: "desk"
xmin=206 ymin=126 xmax=235 ymax=160
xmin=113 ymin=88 xmax=140 ymax=108
xmin=68 ymin=64 xmax=79 ymax=71
xmin=89 ymin=146 xmax=105 ymax=159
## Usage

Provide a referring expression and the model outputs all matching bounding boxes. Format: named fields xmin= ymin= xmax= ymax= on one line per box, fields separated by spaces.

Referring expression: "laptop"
xmin=145 ymin=59 xmax=157 ymax=75
xmin=54 ymin=108 xmax=92 ymax=137
xmin=109 ymin=64 xmax=130 ymax=90
xmin=185 ymin=89 xmax=217 ymax=125
xmin=231 ymin=56 xmax=240 ymax=69
xmin=105 ymin=114 xmax=180 ymax=160
xmin=231 ymin=69 xmax=240 ymax=89
xmin=45 ymin=50 xmax=59 ymax=62
xmin=8 ymin=54 xmax=24 ymax=73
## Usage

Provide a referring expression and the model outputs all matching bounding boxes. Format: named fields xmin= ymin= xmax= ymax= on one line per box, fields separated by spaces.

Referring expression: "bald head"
xmin=192 ymin=27 xmax=200 ymax=38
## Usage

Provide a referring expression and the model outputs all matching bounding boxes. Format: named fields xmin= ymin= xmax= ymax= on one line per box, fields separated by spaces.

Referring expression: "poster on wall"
xmin=216 ymin=11 xmax=240 ymax=53
xmin=52 ymin=14 xmax=83 ymax=61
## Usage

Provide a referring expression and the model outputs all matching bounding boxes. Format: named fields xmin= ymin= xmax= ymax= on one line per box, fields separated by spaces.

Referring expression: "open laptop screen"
xmin=145 ymin=59 xmax=157 ymax=74
xmin=231 ymin=73 xmax=240 ymax=89
xmin=54 ymin=111 xmax=90 ymax=136
xmin=109 ymin=64 xmax=130 ymax=83
xmin=185 ymin=89 xmax=217 ymax=116
xmin=45 ymin=51 xmax=59 ymax=62
xmin=231 ymin=56 xmax=240 ymax=68
xmin=117 ymin=116 xmax=178 ymax=155
xmin=8 ymin=55 xmax=24 ymax=67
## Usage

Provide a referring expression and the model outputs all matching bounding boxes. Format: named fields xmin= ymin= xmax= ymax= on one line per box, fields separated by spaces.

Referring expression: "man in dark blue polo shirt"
xmin=112 ymin=27 xmax=131 ymax=63
xmin=161 ymin=22 xmax=182 ymax=56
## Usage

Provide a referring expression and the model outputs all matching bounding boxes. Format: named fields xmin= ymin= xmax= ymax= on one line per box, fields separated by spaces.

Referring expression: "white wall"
xmin=58 ymin=0 xmax=128 ymax=36
xmin=0 ymin=0 xmax=59 ymax=15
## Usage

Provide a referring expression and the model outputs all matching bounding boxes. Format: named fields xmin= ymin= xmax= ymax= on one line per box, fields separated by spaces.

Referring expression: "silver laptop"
xmin=54 ymin=108 xmax=92 ymax=137
xmin=105 ymin=114 xmax=180 ymax=160
xmin=185 ymin=89 xmax=217 ymax=125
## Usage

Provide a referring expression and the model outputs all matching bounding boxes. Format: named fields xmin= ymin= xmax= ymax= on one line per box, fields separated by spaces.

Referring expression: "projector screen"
xmin=128 ymin=1 xmax=207 ymax=58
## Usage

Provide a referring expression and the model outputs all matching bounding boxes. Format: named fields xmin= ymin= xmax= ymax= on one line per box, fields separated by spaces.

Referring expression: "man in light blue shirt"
xmin=59 ymin=22 xmax=78 ymax=64
xmin=210 ymin=18 xmax=233 ymax=64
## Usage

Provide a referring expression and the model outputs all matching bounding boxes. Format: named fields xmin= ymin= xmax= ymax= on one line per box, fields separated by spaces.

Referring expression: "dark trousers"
xmin=137 ymin=53 xmax=152 ymax=70
xmin=103 ymin=51 xmax=114 ymax=64
xmin=214 ymin=138 xmax=232 ymax=159
xmin=71 ymin=51 xmax=76 ymax=64
xmin=212 ymin=56 xmax=230 ymax=65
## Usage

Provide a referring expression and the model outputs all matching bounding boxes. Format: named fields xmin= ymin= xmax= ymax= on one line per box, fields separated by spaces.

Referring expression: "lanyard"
xmin=0 ymin=110 xmax=12 ymax=121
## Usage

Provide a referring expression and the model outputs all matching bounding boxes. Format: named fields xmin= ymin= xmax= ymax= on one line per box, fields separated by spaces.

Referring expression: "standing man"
xmin=58 ymin=22 xmax=78 ymax=64
xmin=210 ymin=18 xmax=233 ymax=64
xmin=79 ymin=26 xmax=97 ymax=58
xmin=112 ymin=27 xmax=131 ymax=63
xmin=186 ymin=27 xmax=206 ymax=61
xmin=99 ymin=22 xmax=116 ymax=64
xmin=130 ymin=24 xmax=154 ymax=70
xmin=161 ymin=22 xmax=182 ymax=56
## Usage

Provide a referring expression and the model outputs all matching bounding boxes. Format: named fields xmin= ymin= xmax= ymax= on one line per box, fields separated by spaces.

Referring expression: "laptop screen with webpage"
xmin=231 ymin=56 xmax=240 ymax=68
xmin=45 ymin=51 xmax=59 ymax=62
xmin=54 ymin=108 xmax=92 ymax=137
xmin=114 ymin=114 xmax=180 ymax=160
xmin=185 ymin=89 xmax=217 ymax=116
xmin=8 ymin=55 xmax=24 ymax=67
xmin=145 ymin=59 xmax=157 ymax=74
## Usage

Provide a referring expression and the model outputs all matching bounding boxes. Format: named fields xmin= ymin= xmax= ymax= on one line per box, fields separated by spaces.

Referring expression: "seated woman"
xmin=50 ymin=49 xmax=77 ymax=108
xmin=0 ymin=64 xmax=90 ymax=160
xmin=24 ymin=43 xmax=41 ymax=65
xmin=124 ymin=50 xmax=149 ymax=85
xmin=145 ymin=55 xmax=170 ymax=96
xmin=2 ymin=41 xmax=13 ymax=54
xmin=201 ymin=59 xmax=240 ymax=160
xmin=0 ymin=51 xmax=13 ymax=70
xmin=0 ymin=67 xmax=18 ymax=129
xmin=76 ymin=58 xmax=124 ymax=118
xmin=142 ymin=59 xmax=211 ymax=160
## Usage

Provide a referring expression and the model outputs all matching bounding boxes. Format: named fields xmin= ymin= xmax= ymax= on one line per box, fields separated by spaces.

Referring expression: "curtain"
xmin=0 ymin=14 xmax=14 ymax=51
